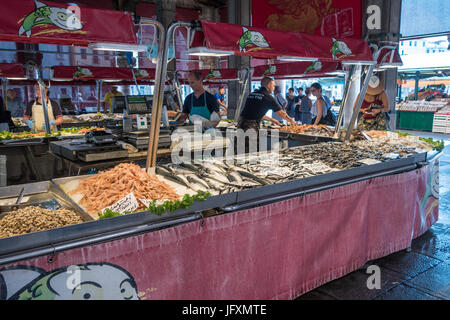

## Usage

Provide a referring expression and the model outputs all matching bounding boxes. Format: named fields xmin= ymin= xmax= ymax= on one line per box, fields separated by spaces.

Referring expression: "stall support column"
xmin=345 ymin=64 xmax=375 ymax=140
xmin=96 ymin=80 xmax=102 ymax=113
xmin=1 ymin=78 xmax=7 ymax=110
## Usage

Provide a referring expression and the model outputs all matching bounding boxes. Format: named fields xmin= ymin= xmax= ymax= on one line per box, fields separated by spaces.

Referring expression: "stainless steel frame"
xmin=146 ymin=21 xmax=192 ymax=171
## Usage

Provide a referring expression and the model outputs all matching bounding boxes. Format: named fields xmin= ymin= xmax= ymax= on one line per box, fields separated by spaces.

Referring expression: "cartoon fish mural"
xmin=238 ymin=27 xmax=270 ymax=53
xmin=0 ymin=263 xmax=139 ymax=300
xmin=73 ymin=67 xmax=93 ymax=79
xmin=205 ymin=70 xmax=221 ymax=80
xmin=263 ymin=65 xmax=276 ymax=76
xmin=18 ymin=0 xmax=82 ymax=38
xmin=331 ymin=38 xmax=353 ymax=60
xmin=304 ymin=61 xmax=322 ymax=74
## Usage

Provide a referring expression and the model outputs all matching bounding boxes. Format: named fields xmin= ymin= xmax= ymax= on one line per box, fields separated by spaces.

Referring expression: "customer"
xmin=103 ymin=86 xmax=123 ymax=113
xmin=356 ymin=75 xmax=389 ymax=131
xmin=299 ymin=88 xmax=313 ymax=125
xmin=273 ymin=85 xmax=287 ymax=123
xmin=6 ymin=89 xmax=25 ymax=117
xmin=311 ymin=83 xmax=332 ymax=126
xmin=294 ymin=87 xmax=305 ymax=121
xmin=285 ymin=87 xmax=296 ymax=119
xmin=0 ymin=97 xmax=14 ymax=131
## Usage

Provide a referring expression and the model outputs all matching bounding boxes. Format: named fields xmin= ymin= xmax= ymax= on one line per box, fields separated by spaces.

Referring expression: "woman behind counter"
xmin=310 ymin=83 xmax=332 ymax=126
xmin=355 ymin=75 xmax=389 ymax=131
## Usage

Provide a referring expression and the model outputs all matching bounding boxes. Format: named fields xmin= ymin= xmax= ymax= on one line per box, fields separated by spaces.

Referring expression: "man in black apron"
xmin=238 ymin=77 xmax=295 ymax=131
xmin=23 ymin=85 xmax=63 ymax=133
xmin=177 ymin=71 xmax=220 ymax=130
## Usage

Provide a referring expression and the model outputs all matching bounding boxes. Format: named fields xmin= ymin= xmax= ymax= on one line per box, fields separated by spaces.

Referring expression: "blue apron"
xmin=189 ymin=93 xmax=211 ymax=120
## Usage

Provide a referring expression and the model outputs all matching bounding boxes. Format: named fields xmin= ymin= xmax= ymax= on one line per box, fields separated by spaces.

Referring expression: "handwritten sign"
xmin=102 ymin=193 xmax=139 ymax=214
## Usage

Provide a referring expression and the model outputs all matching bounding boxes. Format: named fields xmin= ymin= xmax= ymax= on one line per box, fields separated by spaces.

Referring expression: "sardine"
xmin=186 ymin=174 xmax=210 ymax=190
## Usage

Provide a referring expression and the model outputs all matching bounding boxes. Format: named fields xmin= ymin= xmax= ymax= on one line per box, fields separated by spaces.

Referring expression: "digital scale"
xmin=121 ymin=95 xmax=153 ymax=133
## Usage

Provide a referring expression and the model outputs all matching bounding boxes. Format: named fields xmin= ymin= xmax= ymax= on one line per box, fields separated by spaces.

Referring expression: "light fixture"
xmin=278 ymin=56 xmax=318 ymax=62
xmin=88 ymin=43 xmax=148 ymax=53
xmin=325 ymin=70 xmax=347 ymax=76
xmin=187 ymin=47 xmax=234 ymax=57
xmin=378 ymin=63 xmax=403 ymax=69
xmin=7 ymin=77 xmax=28 ymax=80
xmin=341 ymin=61 xmax=377 ymax=66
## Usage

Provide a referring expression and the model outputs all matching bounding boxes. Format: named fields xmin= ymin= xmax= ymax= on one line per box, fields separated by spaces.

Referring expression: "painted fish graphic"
xmin=238 ymin=27 xmax=270 ymax=52
xmin=134 ymin=69 xmax=149 ymax=79
xmin=205 ymin=70 xmax=221 ymax=80
xmin=18 ymin=0 xmax=82 ymax=37
xmin=73 ymin=67 xmax=92 ymax=79
xmin=263 ymin=65 xmax=276 ymax=76
xmin=0 ymin=263 xmax=139 ymax=300
xmin=304 ymin=61 xmax=322 ymax=74
xmin=331 ymin=38 xmax=353 ymax=59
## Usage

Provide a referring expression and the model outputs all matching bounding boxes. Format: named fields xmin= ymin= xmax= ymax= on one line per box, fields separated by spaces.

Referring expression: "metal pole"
xmin=173 ymin=71 xmax=184 ymax=111
xmin=96 ymin=80 xmax=102 ymax=113
xmin=1 ymin=78 xmax=8 ymax=110
xmin=146 ymin=20 xmax=193 ymax=171
xmin=334 ymin=65 xmax=355 ymax=135
xmin=344 ymin=64 xmax=375 ymax=141
xmin=36 ymin=68 xmax=52 ymax=134
xmin=234 ymin=68 xmax=250 ymax=122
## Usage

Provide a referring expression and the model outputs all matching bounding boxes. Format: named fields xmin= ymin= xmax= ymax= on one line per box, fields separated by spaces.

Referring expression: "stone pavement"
xmin=297 ymin=131 xmax=450 ymax=300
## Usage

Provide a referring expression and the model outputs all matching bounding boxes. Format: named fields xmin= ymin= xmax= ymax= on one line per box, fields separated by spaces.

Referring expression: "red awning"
xmin=252 ymin=61 xmax=341 ymax=79
xmin=200 ymin=21 xmax=374 ymax=64
xmin=376 ymin=47 xmax=403 ymax=67
xmin=178 ymin=68 xmax=239 ymax=83
xmin=52 ymin=66 xmax=133 ymax=81
xmin=0 ymin=63 xmax=25 ymax=79
xmin=0 ymin=0 xmax=137 ymax=47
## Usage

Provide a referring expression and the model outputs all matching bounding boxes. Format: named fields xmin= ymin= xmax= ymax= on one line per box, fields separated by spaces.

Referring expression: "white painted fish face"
xmin=139 ymin=70 xmax=149 ymax=77
xmin=337 ymin=41 xmax=352 ymax=55
xmin=48 ymin=264 xmax=139 ymax=300
xmin=80 ymin=68 xmax=92 ymax=76
xmin=312 ymin=61 xmax=322 ymax=71
xmin=48 ymin=7 xmax=82 ymax=31
xmin=249 ymin=31 xmax=269 ymax=48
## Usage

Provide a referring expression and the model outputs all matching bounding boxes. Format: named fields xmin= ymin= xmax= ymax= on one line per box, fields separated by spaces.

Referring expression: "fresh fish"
xmin=227 ymin=171 xmax=243 ymax=184
xmin=156 ymin=168 xmax=191 ymax=188
xmin=19 ymin=0 xmax=83 ymax=37
xmin=234 ymin=169 xmax=269 ymax=186
xmin=186 ymin=174 xmax=210 ymax=190
xmin=179 ymin=163 xmax=199 ymax=173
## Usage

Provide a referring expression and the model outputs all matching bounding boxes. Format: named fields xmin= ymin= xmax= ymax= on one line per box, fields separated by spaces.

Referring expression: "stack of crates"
xmin=432 ymin=112 xmax=450 ymax=133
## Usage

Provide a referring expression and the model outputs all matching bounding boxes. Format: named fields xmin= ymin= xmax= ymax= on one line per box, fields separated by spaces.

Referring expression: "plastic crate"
xmin=432 ymin=113 xmax=450 ymax=133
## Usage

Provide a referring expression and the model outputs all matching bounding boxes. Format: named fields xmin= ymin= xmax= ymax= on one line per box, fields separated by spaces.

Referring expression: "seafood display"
xmin=0 ymin=206 xmax=84 ymax=239
xmin=70 ymin=163 xmax=181 ymax=217
xmin=75 ymin=113 xmax=123 ymax=122
xmin=155 ymin=141 xmax=420 ymax=194
xmin=0 ymin=127 xmax=105 ymax=141
xmin=279 ymin=125 xmax=334 ymax=137
xmin=363 ymin=131 xmax=440 ymax=152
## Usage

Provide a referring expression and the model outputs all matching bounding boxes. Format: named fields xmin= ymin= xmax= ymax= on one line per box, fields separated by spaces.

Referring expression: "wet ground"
xmin=296 ymin=131 xmax=450 ymax=300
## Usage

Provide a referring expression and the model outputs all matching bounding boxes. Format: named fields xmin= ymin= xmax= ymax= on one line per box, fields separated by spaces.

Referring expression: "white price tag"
xmin=358 ymin=158 xmax=382 ymax=165
xmin=102 ymin=193 xmax=139 ymax=214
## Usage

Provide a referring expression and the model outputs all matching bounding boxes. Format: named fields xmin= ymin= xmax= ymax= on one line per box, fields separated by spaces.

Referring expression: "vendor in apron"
xmin=177 ymin=71 xmax=220 ymax=131
xmin=24 ymin=85 xmax=63 ymax=133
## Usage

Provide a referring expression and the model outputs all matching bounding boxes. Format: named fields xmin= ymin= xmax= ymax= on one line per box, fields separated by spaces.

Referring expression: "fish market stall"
xmin=0 ymin=17 xmax=442 ymax=301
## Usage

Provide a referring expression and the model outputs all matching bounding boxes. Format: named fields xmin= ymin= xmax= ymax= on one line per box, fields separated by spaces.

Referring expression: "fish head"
xmin=16 ymin=263 xmax=139 ymax=300
xmin=337 ymin=41 xmax=352 ymax=55
xmin=313 ymin=61 xmax=322 ymax=71
xmin=48 ymin=7 xmax=82 ymax=31
xmin=139 ymin=70 xmax=149 ymax=77
xmin=80 ymin=68 xmax=92 ymax=76
xmin=248 ymin=31 xmax=269 ymax=48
